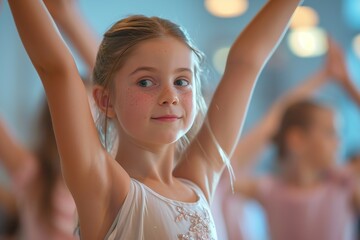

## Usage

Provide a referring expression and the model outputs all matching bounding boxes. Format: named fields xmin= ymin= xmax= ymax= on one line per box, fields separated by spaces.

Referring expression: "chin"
xmin=161 ymin=135 xmax=184 ymax=145
xmin=141 ymin=132 xmax=182 ymax=146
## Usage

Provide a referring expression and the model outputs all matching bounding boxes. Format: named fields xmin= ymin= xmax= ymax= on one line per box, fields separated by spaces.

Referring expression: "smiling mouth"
xmin=151 ymin=115 xmax=182 ymax=122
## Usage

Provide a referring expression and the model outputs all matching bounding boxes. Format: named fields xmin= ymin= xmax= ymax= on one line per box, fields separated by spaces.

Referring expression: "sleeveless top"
xmin=257 ymin=168 xmax=356 ymax=240
xmin=104 ymin=178 xmax=217 ymax=240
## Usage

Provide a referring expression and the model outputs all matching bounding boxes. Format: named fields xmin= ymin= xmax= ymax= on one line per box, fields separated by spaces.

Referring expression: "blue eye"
xmin=137 ymin=79 xmax=154 ymax=87
xmin=174 ymin=79 xmax=189 ymax=86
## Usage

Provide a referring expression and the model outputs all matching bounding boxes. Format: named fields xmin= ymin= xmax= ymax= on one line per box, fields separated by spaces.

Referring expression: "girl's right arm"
xmin=43 ymin=0 xmax=99 ymax=71
xmin=8 ymin=1 xmax=130 ymax=238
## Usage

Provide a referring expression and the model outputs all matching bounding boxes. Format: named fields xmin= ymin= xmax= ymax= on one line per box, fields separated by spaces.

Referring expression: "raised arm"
xmin=43 ymin=0 xmax=99 ymax=71
xmin=175 ymin=0 xmax=302 ymax=201
xmin=8 ymin=1 xmax=129 ymax=238
xmin=327 ymin=38 xmax=360 ymax=106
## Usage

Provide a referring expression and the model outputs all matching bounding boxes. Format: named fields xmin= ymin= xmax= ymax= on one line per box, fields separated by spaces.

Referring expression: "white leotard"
xmin=104 ymin=178 xmax=217 ymax=240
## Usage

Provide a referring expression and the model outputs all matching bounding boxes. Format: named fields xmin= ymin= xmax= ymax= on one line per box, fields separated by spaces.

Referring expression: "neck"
xmin=115 ymin=137 xmax=176 ymax=184
xmin=280 ymin=156 xmax=319 ymax=188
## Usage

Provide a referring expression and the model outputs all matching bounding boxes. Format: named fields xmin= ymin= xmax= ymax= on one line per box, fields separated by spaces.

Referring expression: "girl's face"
xmin=111 ymin=37 xmax=197 ymax=147
xmin=303 ymin=109 xmax=339 ymax=170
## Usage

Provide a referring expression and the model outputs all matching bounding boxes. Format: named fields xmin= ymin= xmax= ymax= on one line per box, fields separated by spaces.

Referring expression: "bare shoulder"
xmin=174 ymin=142 xmax=222 ymax=203
xmin=74 ymin=151 xmax=131 ymax=239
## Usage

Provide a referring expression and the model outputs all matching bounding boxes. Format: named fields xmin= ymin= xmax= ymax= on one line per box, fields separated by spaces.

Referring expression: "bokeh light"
xmin=290 ymin=6 xmax=319 ymax=29
xmin=287 ymin=27 xmax=328 ymax=58
xmin=352 ymin=34 xmax=360 ymax=59
xmin=205 ymin=0 xmax=248 ymax=18
xmin=212 ymin=46 xmax=230 ymax=74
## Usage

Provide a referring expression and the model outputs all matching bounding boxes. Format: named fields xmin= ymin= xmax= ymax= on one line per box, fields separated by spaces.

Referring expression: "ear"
xmin=93 ymin=85 xmax=116 ymax=118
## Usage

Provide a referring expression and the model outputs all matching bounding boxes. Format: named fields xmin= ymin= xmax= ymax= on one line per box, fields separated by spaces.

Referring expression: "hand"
xmin=325 ymin=37 xmax=351 ymax=85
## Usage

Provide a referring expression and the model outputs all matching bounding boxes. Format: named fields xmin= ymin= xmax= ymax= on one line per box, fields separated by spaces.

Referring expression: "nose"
xmin=158 ymin=86 xmax=179 ymax=106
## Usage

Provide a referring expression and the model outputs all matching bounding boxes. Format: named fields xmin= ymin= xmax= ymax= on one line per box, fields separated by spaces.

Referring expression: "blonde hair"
xmin=93 ymin=15 xmax=207 ymax=154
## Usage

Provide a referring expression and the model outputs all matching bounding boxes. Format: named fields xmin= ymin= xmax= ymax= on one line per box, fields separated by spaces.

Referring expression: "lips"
xmin=151 ymin=115 xmax=181 ymax=122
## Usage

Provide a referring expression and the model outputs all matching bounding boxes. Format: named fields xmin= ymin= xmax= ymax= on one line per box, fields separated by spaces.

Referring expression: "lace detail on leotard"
xmin=175 ymin=206 xmax=214 ymax=240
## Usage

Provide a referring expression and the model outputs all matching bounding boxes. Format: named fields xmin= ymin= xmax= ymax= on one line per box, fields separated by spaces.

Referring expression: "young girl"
xmin=231 ymin=39 xmax=360 ymax=240
xmin=8 ymin=0 xmax=301 ymax=239
xmin=0 ymin=1 xmax=99 ymax=239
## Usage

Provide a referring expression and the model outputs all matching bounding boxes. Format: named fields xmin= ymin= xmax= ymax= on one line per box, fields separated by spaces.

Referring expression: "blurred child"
xmin=213 ymin=48 xmax=331 ymax=239
xmin=229 ymin=39 xmax=360 ymax=240
xmin=0 ymin=103 xmax=77 ymax=240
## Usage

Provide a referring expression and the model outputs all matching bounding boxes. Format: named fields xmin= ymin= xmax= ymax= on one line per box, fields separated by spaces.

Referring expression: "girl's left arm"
xmin=175 ymin=0 xmax=302 ymax=201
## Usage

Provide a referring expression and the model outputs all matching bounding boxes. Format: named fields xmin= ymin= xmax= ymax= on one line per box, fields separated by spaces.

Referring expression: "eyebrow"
xmin=129 ymin=66 xmax=193 ymax=76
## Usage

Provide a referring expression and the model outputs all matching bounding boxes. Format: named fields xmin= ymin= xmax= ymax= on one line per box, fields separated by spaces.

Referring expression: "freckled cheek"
xmin=116 ymin=88 xmax=156 ymax=121
xmin=181 ymin=91 xmax=196 ymax=118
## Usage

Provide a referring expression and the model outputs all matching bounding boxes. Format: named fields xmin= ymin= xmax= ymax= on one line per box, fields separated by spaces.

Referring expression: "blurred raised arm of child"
xmin=327 ymin=37 xmax=360 ymax=106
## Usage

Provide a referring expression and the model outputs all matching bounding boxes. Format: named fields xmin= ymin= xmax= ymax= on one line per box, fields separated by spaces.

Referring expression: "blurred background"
xmin=0 ymin=0 xmax=359 ymax=239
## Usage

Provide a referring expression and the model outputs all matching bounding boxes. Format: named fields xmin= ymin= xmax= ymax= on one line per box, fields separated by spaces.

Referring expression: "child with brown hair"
xmin=8 ymin=0 xmax=301 ymax=238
